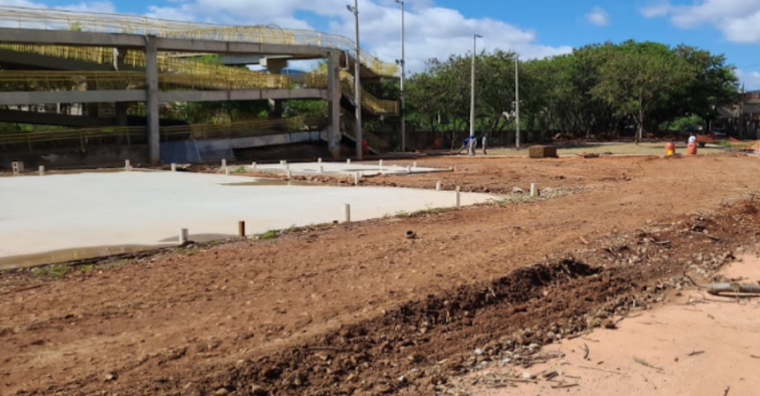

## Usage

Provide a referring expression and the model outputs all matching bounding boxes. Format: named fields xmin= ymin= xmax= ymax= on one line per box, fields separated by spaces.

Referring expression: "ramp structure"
xmin=0 ymin=6 xmax=398 ymax=163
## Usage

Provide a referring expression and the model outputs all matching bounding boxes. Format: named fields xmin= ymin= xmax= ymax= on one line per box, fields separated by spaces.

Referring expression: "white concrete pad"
xmin=249 ymin=161 xmax=448 ymax=176
xmin=0 ymin=172 xmax=493 ymax=265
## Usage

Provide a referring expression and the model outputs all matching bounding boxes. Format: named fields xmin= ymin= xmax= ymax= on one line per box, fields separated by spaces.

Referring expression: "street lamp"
xmin=347 ymin=0 xmax=363 ymax=160
xmin=514 ymin=56 xmax=520 ymax=149
xmin=395 ymin=0 xmax=406 ymax=152
xmin=469 ymin=34 xmax=482 ymax=156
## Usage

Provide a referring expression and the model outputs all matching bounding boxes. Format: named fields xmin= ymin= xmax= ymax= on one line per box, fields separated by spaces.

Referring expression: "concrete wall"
xmin=2 ymin=145 xmax=148 ymax=170
xmin=160 ymin=131 xmax=323 ymax=163
xmin=2 ymin=131 xmax=334 ymax=169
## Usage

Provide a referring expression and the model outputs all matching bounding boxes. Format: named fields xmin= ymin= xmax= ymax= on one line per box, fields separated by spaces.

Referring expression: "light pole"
xmin=515 ymin=56 xmax=520 ymax=149
xmin=346 ymin=0 xmax=363 ymax=160
xmin=395 ymin=0 xmax=406 ymax=152
xmin=469 ymin=34 xmax=482 ymax=156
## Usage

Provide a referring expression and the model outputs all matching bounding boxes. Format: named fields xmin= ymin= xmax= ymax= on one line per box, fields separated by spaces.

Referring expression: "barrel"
xmin=665 ymin=142 xmax=676 ymax=156
xmin=687 ymin=142 xmax=698 ymax=155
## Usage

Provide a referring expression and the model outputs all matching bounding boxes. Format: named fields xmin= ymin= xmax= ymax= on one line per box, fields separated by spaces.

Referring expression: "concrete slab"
xmin=0 ymin=171 xmax=493 ymax=268
xmin=251 ymin=161 xmax=449 ymax=176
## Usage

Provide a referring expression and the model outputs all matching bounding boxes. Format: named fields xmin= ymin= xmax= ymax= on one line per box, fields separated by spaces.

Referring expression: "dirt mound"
xmin=6 ymin=154 xmax=760 ymax=396
xmin=115 ymin=201 xmax=751 ymax=396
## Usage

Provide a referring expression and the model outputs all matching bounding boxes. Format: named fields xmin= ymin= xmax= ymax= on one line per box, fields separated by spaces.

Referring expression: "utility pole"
xmin=469 ymin=34 xmax=482 ymax=156
xmin=515 ymin=56 xmax=520 ymax=149
xmin=347 ymin=0 xmax=363 ymax=160
xmin=396 ymin=0 xmax=406 ymax=152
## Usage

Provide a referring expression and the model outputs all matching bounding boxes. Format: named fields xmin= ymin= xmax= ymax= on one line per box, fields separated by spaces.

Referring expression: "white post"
xmin=221 ymin=159 xmax=227 ymax=168
xmin=379 ymin=159 xmax=384 ymax=167
xmin=406 ymin=165 xmax=411 ymax=174
xmin=456 ymin=186 xmax=461 ymax=207
xmin=286 ymin=163 xmax=290 ymax=172
xmin=412 ymin=161 xmax=417 ymax=168
xmin=38 ymin=165 xmax=45 ymax=176
xmin=125 ymin=159 xmax=131 ymax=171
xmin=347 ymin=158 xmax=351 ymax=165
xmin=319 ymin=165 xmax=324 ymax=174
xmin=436 ymin=180 xmax=442 ymax=191
xmin=170 ymin=163 xmax=177 ymax=172
xmin=530 ymin=183 xmax=536 ymax=197
xmin=354 ymin=171 xmax=360 ymax=185
xmin=344 ymin=203 xmax=351 ymax=223
xmin=251 ymin=162 xmax=257 ymax=170
xmin=318 ymin=157 xmax=322 ymax=164
xmin=287 ymin=170 xmax=292 ymax=180
xmin=178 ymin=228 xmax=188 ymax=245
xmin=225 ymin=166 xmax=230 ymax=176
xmin=280 ymin=160 xmax=287 ymax=165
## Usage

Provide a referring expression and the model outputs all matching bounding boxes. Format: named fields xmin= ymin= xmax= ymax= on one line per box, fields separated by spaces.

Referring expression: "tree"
xmin=591 ymin=41 xmax=694 ymax=142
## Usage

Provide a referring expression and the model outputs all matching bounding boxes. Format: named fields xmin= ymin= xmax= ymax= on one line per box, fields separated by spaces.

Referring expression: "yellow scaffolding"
xmin=0 ymin=117 xmax=328 ymax=152
xmin=0 ymin=70 xmax=293 ymax=91
xmin=0 ymin=5 xmax=398 ymax=77
xmin=306 ymin=71 xmax=399 ymax=115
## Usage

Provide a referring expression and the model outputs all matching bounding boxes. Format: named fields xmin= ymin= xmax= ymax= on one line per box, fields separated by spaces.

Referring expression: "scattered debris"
xmin=706 ymin=283 xmax=760 ymax=296
xmin=581 ymin=343 xmax=591 ymax=360
xmin=633 ymin=357 xmax=664 ymax=372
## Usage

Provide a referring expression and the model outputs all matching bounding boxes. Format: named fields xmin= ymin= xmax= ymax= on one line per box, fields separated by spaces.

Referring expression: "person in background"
xmin=361 ymin=134 xmax=369 ymax=156
xmin=482 ymin=134 xmax=488 ymax=155
xmin=458 ymin=135 xmax=476 ymax=155
xmin=688 ymin=133 xmax=696 ymax=145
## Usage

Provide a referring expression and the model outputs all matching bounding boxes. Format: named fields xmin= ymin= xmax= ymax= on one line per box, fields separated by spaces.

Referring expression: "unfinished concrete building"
xmin=0 ymin=6 xmax=398 ymax=167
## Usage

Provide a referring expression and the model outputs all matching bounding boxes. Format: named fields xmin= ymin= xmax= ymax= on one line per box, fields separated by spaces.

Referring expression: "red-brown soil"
xmin=2 ymin=153 xmax=760 ymax=396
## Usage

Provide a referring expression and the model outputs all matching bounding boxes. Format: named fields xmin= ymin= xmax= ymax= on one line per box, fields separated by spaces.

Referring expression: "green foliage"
xmin=258 ymin=230 xmax=279 ymax=240
xmin=405 ymin=40 xmax=740 ymax=141
xmin=660 ymin=115 xmax=705 ymax=131
xmin=283 ymin=99 xmax=327 ymax=118
xmin=30 ymin=264 xmax=70 ymax=279
xmin=591 ymin=41 xmax=695 ymax=141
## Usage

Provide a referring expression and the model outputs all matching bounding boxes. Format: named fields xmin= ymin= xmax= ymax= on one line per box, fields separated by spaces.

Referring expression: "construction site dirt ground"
xmin=3 ymin=153 xmax=760 ymax=396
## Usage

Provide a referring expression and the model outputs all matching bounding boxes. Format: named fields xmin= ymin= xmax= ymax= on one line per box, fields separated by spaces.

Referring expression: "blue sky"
xmin=6 ymin=0 xmax=760 ymax=88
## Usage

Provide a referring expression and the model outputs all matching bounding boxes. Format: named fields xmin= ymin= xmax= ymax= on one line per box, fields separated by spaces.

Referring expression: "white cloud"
xmin=585 ymin=7 xmax=610 ymax=26
xmin=145 ymin=0 xmax=572 ymax=73
xmin=641 ymin=0 xmax=760 ymax=43
xmin=737 ymin=69 xmax=760 ymax=90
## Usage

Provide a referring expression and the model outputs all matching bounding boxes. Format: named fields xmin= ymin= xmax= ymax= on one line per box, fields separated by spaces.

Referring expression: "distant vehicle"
xmin=685 ymin=124 xmax=704 ymax=133
xmin=712 ymin=128 xmax=726 ymax=138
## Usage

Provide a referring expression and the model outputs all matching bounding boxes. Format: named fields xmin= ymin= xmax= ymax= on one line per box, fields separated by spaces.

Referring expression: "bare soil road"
xmin=2 ymin=153 xmax=760 ymax=395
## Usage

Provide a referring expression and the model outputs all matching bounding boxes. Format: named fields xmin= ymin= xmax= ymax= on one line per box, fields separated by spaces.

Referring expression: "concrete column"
xmin=327 ymin=52 xmax=342 ymax=159
xmin=145 ymin=37 xmax=160 ymax=165
xmin=262 ymin=57 xmax=287 ymax=118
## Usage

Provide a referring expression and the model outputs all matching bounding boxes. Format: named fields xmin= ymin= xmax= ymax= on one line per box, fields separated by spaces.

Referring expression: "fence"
xmin=0 ymin=117 xmax=328 ymax=152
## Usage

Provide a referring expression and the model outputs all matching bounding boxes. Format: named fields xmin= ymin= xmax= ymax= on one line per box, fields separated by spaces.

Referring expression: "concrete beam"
xmin=159 ymin=88 xmax=328 ymax=102
xmin=0 ymin=88 xmax=328 ymax=106
xmin=0 ymin=28 xmax=145 ymax=48
xmin=156 ymin=38 xmax=327 ymax=58
xmin=0 ymin=49 xmax=140 ymax=71
xmin=0 ymin=109 xmax=116 ymax=127
xmin=0 ymin=90 xmax=146 ymax=106
xmin=0 ymin=28 xmax=331 ymax=58
xmin=221 ymin=54 xmax=291 ymax=65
